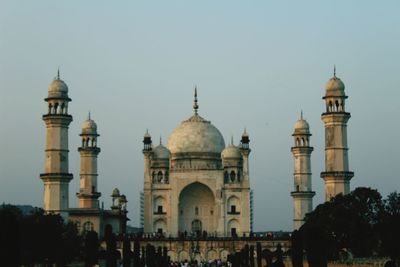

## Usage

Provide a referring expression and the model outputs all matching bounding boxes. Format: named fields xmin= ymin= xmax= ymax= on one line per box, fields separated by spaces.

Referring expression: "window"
xmin=231 ymin=205 xmax=236 ymax=213
xmin=224 ymin=171 xmax=229 ymax=183
xmin=231 ymin=228 xmax=237 ymax=237
xmin=230 ymin=171 xmax=235 ymax=182
xmin=195 ymin=206 xmax=199 ymax=215
xmin=157 ymin=205 xmax=163 ymax=213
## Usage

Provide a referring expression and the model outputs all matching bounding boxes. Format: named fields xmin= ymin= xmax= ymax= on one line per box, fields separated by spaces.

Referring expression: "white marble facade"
xmin=143 ymin=89 xmax=251 ymax=237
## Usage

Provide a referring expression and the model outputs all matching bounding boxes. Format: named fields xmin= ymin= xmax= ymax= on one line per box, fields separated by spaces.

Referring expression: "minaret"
xmin=321 ymin=68 xmax=354 ymax=201
xmin=40 ymin=70 xmax=73 ymax=219
xmin=142 ymin=129 xmax=153 ymax=233
xmin=76 ymin=113 xmax=101 ymax=209
xmin=239 ymin=128 xmax=251 ymax=178
xmin=291 ymin=112 xmax=315 ymax=230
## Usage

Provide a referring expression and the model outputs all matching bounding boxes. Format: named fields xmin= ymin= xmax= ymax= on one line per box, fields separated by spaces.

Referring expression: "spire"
xmin=88 ymin=111 xmax=91 ymax=120
xmin=333 ymin=65 xmax=336 ymax=77
xmin=300 ymin=110 xmax=303 ymax=120
xmin=159 ymin=136 xmax=162 ymax=145
xmin=231 ymin=135 xmax=234 ymax=145
xmin=57 ymin=67 xmax=60 ymax=80
xmin=193 ymin=85 xmax=199 ymax=115
xmin=242 ymin=127 xmax=248 ymax=137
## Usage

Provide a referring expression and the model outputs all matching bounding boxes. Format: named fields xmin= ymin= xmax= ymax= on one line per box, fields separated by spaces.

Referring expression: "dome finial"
xmin=160 ymin=136 xmax=162 ymax=145
xmin=57 ymin=67 xmax=60 ymax=80
xmin=301 ymin=110 xmax=303 ymax=120
xmin=333 ymin=65 xmax=336 ymax=77
xmin=88 ymin=111 xmax=91 ymax=120
xmin=193 ymin=85 xmax=199 ymax=115
xmin=242 ymin=127 xmax=248 ymax=137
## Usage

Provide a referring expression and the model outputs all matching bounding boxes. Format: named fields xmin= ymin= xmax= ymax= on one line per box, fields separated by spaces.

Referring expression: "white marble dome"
xmin=153 ymin=144 xmax=171 ymax=159
xmin=222 ymin=144 xmax=242 ymax=159
xmin=325 ymin=76 xmax=345 ymax=96
xmin=82 ymin=118 xmax=97 ymax=135
xmin=294 ymin=118 xmax=310 ymax=135
xmin=294 ymin=119 xmax=309 ymax=130
xmin=167 ymin=114 xmax=226 ymax=154
xmin=48 ymin=78 xmax=68 ymax=98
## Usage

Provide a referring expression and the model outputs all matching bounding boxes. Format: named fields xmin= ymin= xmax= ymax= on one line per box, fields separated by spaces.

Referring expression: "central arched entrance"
xmin=178 ymin=182 xmax=215 ymax=235
xmin=192 ymin=219 xmax=202 ymax=233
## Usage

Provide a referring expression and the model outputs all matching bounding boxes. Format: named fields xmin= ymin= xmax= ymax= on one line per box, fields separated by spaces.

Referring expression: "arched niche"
xmin=178 ymin=182 xmax=215 ymax=234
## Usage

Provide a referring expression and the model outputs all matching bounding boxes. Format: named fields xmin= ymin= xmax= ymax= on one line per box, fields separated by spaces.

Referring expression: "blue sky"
xmin=1 ymin=1 xmax=399 ymax=231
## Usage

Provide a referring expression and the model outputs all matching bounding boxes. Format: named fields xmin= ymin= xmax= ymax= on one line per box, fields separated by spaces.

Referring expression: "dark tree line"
xmin=291 ymin=187 xmax=400 ymax=267
xmin=0 ymin=205 xmax=82 ymax=267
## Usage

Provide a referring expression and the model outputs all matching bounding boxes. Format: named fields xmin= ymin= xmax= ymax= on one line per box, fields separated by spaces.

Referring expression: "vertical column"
xmin=40 ymin=72 xmax=73 ymax=220
xmin=291 ymin=115 xmax=315 ymax=230
xmin=321 ymin=71 xmax=354 ymax=201
xmin=76 ymin=115 xmax=101 ymax=208
xmin=142 ymin=130 xmax=153 ymax=233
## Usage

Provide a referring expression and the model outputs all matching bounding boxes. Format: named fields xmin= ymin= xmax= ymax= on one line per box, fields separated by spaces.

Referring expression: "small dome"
xmin=111 ymin=188 xmax=120 ymax=197
xmin=293 ymin=117 xmax=311 ymax=135
xmin=325 ymin=76 xmax=345 ymax=97
xmin=144 ymin=129 xmax=151 ymax=138
xmin=153 ymin=144 xmax=170 ymax=159
xmin=294 ymin=119 xmax=309 ymax=130
xmin=48 ymin=78 xmax=68 ymax=98
xmin=168 ymin=114 xmax=225 ymax=155
xmin=82 ymin=117 xmax=98 ymax=135
xmin=222 ymin=144 xmax=242 ymax=159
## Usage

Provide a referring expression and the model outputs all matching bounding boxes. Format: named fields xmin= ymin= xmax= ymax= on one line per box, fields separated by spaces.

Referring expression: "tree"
xmin=256 ymin=242 xmax=262 ymax=267
xmin=133 ymin=239 xmax=140 ymax=267
xmin=1 ymin=205 xmax=81 ymax=266
xmin=105 ymin=224 xmax=117 ymax=267
xmin=122 ymin=235 xmax=132 ymax=267
xmin=291 ymin=230 xmax=303 ymax=267
xmin=378 ymin=192 xmax=400 ymax=263
xmin=302 ymin=187 xmax=383 ymax=258
xmin=84 ymin=230 xmax=99 ymax=267
xmin=0 ymin=205 xmax=22 ymax=267
xmin=302 ymin=224 xmax=328 ymax=267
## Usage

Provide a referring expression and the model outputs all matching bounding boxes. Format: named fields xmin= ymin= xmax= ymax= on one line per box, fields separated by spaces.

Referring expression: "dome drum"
xmin=222 ymin=158 xmax=243 ymax=168
xmin=170 ymin=153 xmax=223 ymax=170
xmin=151 ymin=160 xmax=170 ymax=168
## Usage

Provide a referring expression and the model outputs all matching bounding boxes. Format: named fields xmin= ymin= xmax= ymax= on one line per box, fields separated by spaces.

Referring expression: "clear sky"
xmin=1 ymin=0 xmax=399 ymax=231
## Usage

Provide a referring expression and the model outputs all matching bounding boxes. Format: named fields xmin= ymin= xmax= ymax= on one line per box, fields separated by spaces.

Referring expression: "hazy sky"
xmin=1 ymin=1 xmax=399 ymax=231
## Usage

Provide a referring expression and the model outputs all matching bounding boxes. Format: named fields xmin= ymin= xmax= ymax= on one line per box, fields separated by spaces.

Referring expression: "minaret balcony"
xmin=321 ymin=171 xmax=354 ymax=180
xmin=78 ymin=147 xmax=101 ymax=153
xmin=40 ymin=173 xmax=73 ymax=182
xmin=76 ymin=191 xmax=101 ymax=199
xmin=290 ymin=191 xmax=316 ymax=198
